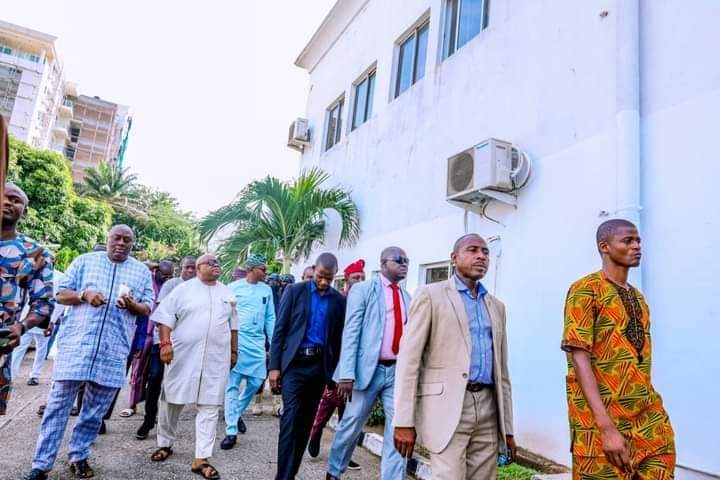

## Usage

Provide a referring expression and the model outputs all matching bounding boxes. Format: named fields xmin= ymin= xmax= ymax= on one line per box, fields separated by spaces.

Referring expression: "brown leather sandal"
xmin=151 ymin=447 xmax=173 ymax=462
xmin=191 ymin=460 xmax=220 ymax=480
xmin=69 ymin=459 xmax=95 ymax=478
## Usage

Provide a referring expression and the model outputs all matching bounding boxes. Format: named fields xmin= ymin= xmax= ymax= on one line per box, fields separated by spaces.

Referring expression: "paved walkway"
xmin=0 ymin=351 xmax=386 ymax=479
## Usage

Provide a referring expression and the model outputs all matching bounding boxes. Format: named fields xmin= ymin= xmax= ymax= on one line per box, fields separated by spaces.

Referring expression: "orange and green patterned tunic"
xmin=562 ymin=271 xmax=675 ymax=476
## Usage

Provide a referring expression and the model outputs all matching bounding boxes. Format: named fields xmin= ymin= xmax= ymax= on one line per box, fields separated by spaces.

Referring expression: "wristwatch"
xmin=159 ymin=339 xmax=172 ymax=348
xmin=77 ymin=290 xmax=86 ymax=303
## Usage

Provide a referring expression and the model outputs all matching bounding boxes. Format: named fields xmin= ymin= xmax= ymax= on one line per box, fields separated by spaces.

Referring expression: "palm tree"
xmin=77 ymin=162 xmax=146 ymax=218
xmin=199 ymin=167 xmax=360 ymax=273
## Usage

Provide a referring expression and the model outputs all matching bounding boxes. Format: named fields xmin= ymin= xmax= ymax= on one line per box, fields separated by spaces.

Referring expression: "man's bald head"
xmin=453 ymin=233 xmax=486 ymax=253
xmin=196 ymin=254 xmax=221 ymax=284
xmin=315 ymin=253 xmax=338 ymax=271
xmin=596 ymin=219 xmax=637 ymax=245
xmin=4 ymin=183 xmax=28 ymax=205
xmin=2 ymin=182 xmax=29 ymax=227
xmin=106 ymin=224 xmax=135 ymax=263
xmin=380 ymin=246 xmax=408 ymax=283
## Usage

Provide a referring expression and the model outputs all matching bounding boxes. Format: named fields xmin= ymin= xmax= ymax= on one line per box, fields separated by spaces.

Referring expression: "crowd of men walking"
xmin=0 ymin=177 xmax=676 ymax=480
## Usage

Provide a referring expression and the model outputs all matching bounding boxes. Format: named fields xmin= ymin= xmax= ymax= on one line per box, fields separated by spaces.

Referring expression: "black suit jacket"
xmin=269 ymin=280 xmax=346 ymax=382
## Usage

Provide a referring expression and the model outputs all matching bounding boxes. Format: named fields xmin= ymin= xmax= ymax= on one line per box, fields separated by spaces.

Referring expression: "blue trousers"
xmin=32 ymin=380 xmax=117 ymax=471
xmin=327 ymin=364 xmax=406 ymax=479
xmin=224 ymin=369 xmax=264 ymax=435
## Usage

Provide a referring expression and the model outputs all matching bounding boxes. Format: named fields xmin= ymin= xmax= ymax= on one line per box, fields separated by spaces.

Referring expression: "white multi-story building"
xmin=0 ymin=19 xmax=64 ymax=150
xmin=292 ymin=0 xmax=719 ymax=477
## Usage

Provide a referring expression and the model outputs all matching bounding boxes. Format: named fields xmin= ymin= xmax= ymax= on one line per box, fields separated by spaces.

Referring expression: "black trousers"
xmin=275 ymin=356 xmax=326 ymax=480
xmin=142 ymin=346 xmax=164 ymax=427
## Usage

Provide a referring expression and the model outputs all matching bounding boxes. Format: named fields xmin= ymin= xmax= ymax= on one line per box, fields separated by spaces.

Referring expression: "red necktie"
xmin=390 ymin=283 xmax=403 ymax=354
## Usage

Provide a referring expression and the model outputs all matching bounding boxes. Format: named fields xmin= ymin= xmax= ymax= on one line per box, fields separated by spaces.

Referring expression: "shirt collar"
xmin=454 ymin=274 xmax=488 ymax=297
xmin=380 ymin=273 xmax=394 ymax=288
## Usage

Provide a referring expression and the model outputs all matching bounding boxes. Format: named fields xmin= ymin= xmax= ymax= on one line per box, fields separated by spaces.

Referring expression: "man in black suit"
xmin=269 ymin=253 xmax=346 ymax=480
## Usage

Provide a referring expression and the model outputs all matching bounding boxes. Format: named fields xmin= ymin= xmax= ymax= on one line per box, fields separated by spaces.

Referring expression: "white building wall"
xmin=296 ymin=0 xmax=719 ymax=476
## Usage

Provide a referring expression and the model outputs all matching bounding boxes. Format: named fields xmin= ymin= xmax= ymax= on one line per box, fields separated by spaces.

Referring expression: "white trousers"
xmin=157 ymin=401 xmax=219 ymax=459
xmin=11 ymin=331 xmax=49 ymax=380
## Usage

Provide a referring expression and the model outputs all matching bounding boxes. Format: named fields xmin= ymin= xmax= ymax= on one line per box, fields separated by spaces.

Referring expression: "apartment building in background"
xmin=0 ymin=19 xmax=131 ymax=182
xmin=63 ymin=94 xmax=130 ymax=182
xmin=0 ymin=19 xmax=63 ymax=149
xmin=291 ymin=0 xmax=719 ymax=478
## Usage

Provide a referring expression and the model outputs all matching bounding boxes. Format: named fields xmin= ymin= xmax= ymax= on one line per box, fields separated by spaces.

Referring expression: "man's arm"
xmin=393 ymin=287 xmax=433 ymax=458
xmin=498 ymin=302 xmax=516 ymax=461
xmin=570 ymin=349 xmax=632 ymax=472
xmin=22 ymin=248 xmax=55 ymax=330
xmin=335 ymin=283 xmax=367 ymax=401
xmin=269 ymin=284 xmax=294 ymax=392
xmin=264 ymin=288 xmax=277 ymax=345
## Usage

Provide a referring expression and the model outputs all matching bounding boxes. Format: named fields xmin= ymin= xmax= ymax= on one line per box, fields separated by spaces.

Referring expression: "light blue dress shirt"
xmin=454 ymin=275 xmax=494 ymax=384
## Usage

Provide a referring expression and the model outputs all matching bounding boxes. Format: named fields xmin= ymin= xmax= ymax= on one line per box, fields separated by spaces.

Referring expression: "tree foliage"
xmin=7 ymin=138 xmax=199 ymax=266
xmin=8 ymin=137 xmax=112 ymax=264
xmin=199 ymin=167 xmax=360 ymax=274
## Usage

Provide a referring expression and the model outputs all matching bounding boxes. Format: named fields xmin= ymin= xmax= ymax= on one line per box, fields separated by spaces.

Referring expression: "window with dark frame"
xmin=423 ymin=263 xmax=455 ymax=284
xmin=352 ymin=70 xmax=376 ymax=130
xmin=443 ymin=0 xmax=489 ymax=59
xmin=324 ymin=98 xmax=344 ymax=151
xmin=395 ymin=20 xmax=430 ymax=98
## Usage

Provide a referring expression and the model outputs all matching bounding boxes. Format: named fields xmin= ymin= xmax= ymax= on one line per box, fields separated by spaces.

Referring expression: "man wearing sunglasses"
xmin=221 ymin=254 xmax=276 ymax=450
xmin=326 ymin=249 xmax=411 ymax=479
xmin=150 ymin=254 xmax=238 ymax=480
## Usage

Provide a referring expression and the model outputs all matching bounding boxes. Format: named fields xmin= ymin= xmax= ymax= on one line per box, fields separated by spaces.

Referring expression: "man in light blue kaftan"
xmin=221 ymin=255 xmax=275 ymax=450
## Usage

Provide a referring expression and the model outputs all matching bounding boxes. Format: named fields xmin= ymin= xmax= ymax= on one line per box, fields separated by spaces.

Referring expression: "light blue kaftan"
xmin=229 ymin=279 xmax=275 ymax=379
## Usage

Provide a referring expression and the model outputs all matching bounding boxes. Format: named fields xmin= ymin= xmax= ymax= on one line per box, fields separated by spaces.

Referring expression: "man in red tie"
xmin=326 ymin=248 xmax=411 ymax=480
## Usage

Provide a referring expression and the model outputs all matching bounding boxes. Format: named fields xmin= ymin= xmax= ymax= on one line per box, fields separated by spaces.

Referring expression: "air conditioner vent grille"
xmin=449 ymin=152 xmax=474 ymax=194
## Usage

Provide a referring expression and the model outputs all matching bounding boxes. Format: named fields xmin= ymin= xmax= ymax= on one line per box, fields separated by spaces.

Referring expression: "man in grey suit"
xmin=326 ymin=247 xmax=410 ymax=480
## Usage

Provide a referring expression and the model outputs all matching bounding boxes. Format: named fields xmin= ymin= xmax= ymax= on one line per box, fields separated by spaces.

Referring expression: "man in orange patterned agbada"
xmin=562 ymin=219 xmax=675 ymax=479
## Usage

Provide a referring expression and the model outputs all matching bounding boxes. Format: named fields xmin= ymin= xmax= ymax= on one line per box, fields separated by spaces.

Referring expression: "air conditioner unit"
xmin=287 ymin=118 xmax=310 ymax=151
xmin=446 ymin=138 xmax=531 ymax=206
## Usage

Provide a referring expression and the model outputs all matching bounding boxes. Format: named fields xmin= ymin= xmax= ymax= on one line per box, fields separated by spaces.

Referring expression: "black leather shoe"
xmin=237 ymin=417 xmax=247 ymax=434
xmin=307 ymin=435 xmax=321 ymax=458
xmin=136 ymin=422 xmax=152 ymax=440
xmin=98 ymin=421 xmax=106 ymax=435
xmin=325 ymin=474 xmax=340 ymax=480
xmin=69 ymin=459 xmax=94 ymax=478
xmin=347 ymin=460 xmax=361 ymax=470
xmin=220 ymin=435 xmax=237 ymax=450
xmin=23 ymin=469 xmax=48 ymax=480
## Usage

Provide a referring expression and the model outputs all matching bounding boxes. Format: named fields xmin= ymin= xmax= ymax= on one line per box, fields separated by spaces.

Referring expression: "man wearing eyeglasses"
xmin=221 ymin=254 xmax=275 ymax=450
xmin=326 ymin=249 xmax=411 ymax=479
xmin=150 ymin=254 xmax=238 ymax=480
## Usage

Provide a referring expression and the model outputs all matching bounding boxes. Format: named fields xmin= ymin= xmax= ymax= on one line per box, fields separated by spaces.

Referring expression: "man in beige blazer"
xmin=393 ymin=233 xmax=515 ymax=479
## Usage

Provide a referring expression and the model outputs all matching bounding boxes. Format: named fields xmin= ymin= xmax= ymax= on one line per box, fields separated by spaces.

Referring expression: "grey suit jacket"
xmin=393 ymin=278 xmax=514 ymax=454
xmin=333 ymin=277 xmax=411 ymax=390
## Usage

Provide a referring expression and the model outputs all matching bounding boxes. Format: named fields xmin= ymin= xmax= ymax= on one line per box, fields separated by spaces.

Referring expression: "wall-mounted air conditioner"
xmin=287 ymin=118 xmax=310 ymax=152
xmin=446 ymin=138 xmax=531 ymax=207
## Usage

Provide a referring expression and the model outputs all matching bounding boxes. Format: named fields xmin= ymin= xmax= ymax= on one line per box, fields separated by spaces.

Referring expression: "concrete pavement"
xmin=0 ymin=351 xmax=389 ymax=480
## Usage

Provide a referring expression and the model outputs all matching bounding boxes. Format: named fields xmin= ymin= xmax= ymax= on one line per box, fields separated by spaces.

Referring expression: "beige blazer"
xmin=393 ymin=278 xmax=514 ymax=454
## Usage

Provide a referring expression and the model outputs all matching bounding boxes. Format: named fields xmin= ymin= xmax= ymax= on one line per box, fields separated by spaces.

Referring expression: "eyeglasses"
xmin=386 ymin=256 xmax=410 ymax=265
xmin=199 ymin=259 xmax=221 ymax=267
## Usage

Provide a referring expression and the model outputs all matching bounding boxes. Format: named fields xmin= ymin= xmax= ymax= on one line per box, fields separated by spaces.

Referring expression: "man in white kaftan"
xmin=151 ymin=255 xmax=238 ymax=480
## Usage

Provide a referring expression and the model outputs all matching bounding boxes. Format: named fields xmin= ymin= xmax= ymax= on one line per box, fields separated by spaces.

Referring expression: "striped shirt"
xmin=53 ymin=252 xmax=154 ymax=388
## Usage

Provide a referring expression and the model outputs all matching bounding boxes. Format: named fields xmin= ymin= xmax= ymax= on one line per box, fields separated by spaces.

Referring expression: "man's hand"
xmin=600 ymin=424 xmax=632 ymax=472
xmin=393 ymin=427 xmax=417 ymax=459
xmin=337 ymin=380 xmax=354 ymax=403
xmin=231 ymin=351 xmax=238 ymax=368
xmin=505 ymin=435 xmax=517 ymax=464
xmin=269 ymin=369 xmax=281 ymax=394
xmin=43 ymin=323 xmax=54 ymax=337
xmin=116 ymin=293 xmax=134 ymax=310
xmin=84 ymin=290 xmax=107 ymax=308
xmin=2 ymin=323 xmax=23 ymax=351
xmin=160 ymin=344 xmax=174 ymax=365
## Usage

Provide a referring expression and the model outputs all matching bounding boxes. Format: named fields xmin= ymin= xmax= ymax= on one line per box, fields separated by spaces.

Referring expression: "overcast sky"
xmin=4 ymin=0 xmax=335 ymax=216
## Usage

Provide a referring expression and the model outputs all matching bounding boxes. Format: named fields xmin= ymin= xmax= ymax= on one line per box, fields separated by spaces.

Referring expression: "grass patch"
xmin=497 ymin=463 xmax=537 ymax=480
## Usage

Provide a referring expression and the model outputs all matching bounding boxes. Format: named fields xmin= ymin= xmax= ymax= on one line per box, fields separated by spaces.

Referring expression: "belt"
xmin=297 ymin=346 xmax=323 ymax=358
xmin=466 ymin=382 xmax=494 ymax=392
xmin=378 ymin=359 xmax=396 ymax=367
